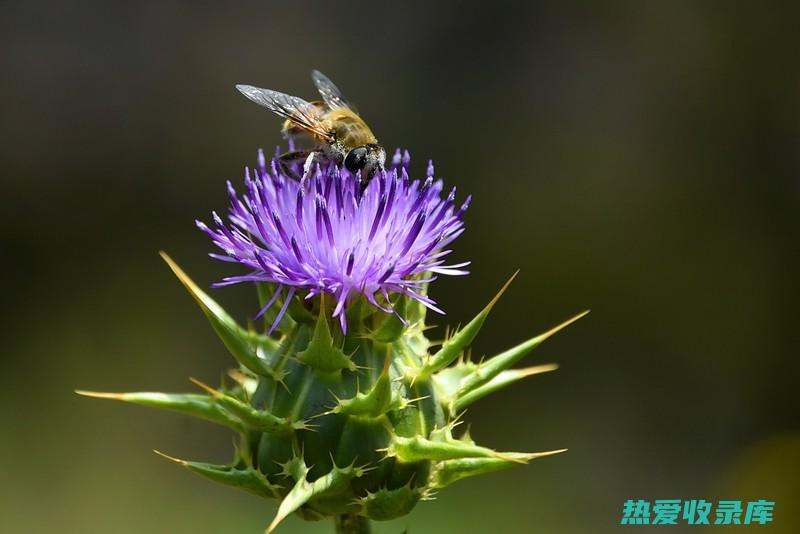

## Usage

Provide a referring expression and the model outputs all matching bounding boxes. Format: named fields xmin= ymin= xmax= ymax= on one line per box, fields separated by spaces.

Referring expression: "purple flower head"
xmin=198 ymin=148 xmax=471 ymax=334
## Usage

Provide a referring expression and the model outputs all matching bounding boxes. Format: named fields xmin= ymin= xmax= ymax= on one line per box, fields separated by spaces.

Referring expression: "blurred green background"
xmin=2 ymin=1 xmax=798 ymax=532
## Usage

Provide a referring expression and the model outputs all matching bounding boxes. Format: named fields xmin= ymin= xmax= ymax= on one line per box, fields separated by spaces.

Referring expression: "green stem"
xmin=334 ymin=514 xmax=372 ymax=534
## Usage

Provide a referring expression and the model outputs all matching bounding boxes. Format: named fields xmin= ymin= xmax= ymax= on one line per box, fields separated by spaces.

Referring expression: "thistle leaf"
xmin=360 ymin=484 xmax=421 ymax=520
xmin=369 ymin=296 xmax=407 ymax=343
xmin=404 ymin=281 xmax=430 ymax=325
xmin=160 ymin=252 xmax=281 ymax=379
xmin=429 ymin=361 xmax=474 ymax=400
xmin=431 ymin=449 xmax=567 ymax=488
xmin=451 ymin=363 xmax=559 ymax=412
xmin=457 ymin=310 xmax=589 ymax=397
xmin=296 ymin=296 xmax=354 ymax=373
xmin=154 ymin=450 xmax=281 ymax=498
xmin=387 ymin=435 xmax=526 ymax=463
xmin=190 ymin=378 xmax=296 ymax=433
xmin=336 ymin=353 xmax=397 ymax=417
xmin=287 ymin=296 xmax=315 ymax=324
xmin=75 ymin=390 xmax=242 ymax=431
xmin=268 ymin=463 xmax=361 ymax=533
xmin=419 ymin=272 xmax=518 ymax=378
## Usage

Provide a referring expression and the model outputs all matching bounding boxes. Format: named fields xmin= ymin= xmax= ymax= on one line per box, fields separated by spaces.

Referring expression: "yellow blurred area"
xmin=711 ymin=433 xmax=800 ymax=533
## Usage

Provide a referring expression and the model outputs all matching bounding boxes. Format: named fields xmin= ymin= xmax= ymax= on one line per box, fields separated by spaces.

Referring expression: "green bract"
xmin=79 ymin=253 xmax=586 ymax=533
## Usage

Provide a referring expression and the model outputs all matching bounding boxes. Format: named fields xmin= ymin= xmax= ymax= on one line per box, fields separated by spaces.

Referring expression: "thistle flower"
xmin=79 ymin=148 xmax=587 ymax=534
xmin=197 ymin=148 xmax=470 ymax=334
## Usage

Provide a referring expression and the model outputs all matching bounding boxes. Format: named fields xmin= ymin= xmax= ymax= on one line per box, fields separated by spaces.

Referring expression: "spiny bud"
xmin=78 ymin=150 xmax=586 ymax=533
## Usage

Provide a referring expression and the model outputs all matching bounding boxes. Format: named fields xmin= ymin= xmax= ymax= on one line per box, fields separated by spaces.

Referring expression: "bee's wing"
xmin=311 ymin=70 xmax=358 ymax=113
xmin=235 ymin=84 xmax=333 ymax=140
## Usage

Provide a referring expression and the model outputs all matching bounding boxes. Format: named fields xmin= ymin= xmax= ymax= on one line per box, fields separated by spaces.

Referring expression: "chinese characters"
xmin=621 ymin=500 xmax=774 ymax=525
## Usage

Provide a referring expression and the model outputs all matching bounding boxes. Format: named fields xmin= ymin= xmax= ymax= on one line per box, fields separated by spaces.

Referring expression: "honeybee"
xmin=236 ymin=70 xmax=385 ymax=185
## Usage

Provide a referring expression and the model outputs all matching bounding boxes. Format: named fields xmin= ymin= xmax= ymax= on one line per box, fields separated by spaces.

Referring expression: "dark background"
xmin=2 ymin=1 xmax=798 ymax=532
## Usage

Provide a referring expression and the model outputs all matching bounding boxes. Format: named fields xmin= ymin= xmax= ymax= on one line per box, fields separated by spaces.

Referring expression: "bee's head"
xmin=344 ymin=144 xmax=385 ymax=181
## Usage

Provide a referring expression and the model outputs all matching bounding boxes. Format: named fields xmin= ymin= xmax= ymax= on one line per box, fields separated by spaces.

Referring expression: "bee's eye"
xmin=344 ymin=147 xmax=368 ymax=172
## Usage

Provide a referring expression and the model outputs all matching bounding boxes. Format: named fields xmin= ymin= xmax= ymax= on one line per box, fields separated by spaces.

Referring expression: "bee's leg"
xmin=277 ymin=150 xmax=314 ymax=181
xmin=302 ymin=152 xmax=319 ymax=176
xmin=358 ymin=175 xmax=370 ymax=197
xmin=358 ymin=168 xmax=378 ymax=196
